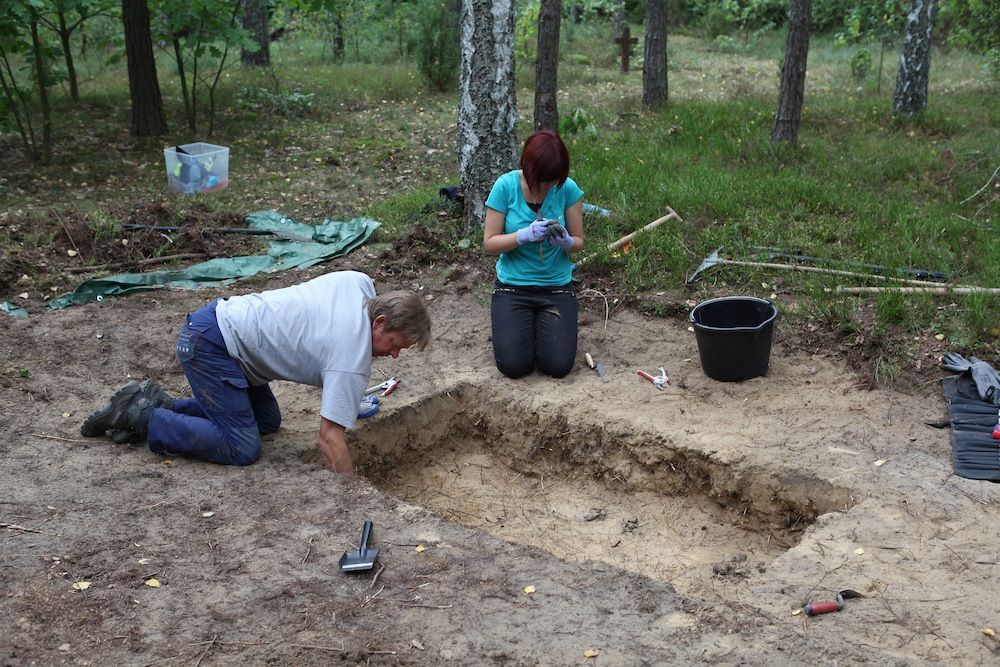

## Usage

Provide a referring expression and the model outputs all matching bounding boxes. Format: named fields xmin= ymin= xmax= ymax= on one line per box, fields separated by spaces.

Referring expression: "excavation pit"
xmin=356 ymin=386 xmax=854 ymax=592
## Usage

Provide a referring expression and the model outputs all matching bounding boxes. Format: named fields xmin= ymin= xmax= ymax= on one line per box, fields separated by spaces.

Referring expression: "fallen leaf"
xmin=162 ymin=460 xmax=172 ymax=465
xmin=874 ymin=459 xmax=887 ymax=467
xmin=138 ymin=558 xmax=151 ymax=565
xmin=934 ymin=333 xmax=945 ymax=341
xmin=523 ymin=585 xmax=536 ymax=594
xmin=72 ymin=581 xmax=91 ymax=590
xmin=410 ymin=640 xmax=425 ymax=651
xmin=18 ymin=292 xmax=28 ymax=299
xmin=145 ymin=578 xmax=161 ymax=588
xmin=201 ymin=511 xmax=215 ymax=518
xmin=415 ymin=545 xmax=426 ymax=552
xmin=854 ymin=548 xmax=865 ymax=555
xmin=67 ymin=249 xmax=78 ymax=257
xmin=583 ymin=648 xmax=599 ymax=658
xmin=982 ymin=627 xmax=997 ymax=638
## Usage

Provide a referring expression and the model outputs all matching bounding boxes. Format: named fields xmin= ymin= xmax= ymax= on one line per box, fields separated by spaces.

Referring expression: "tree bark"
xmin=122 ymin=0 xmax=168 ymax=136
xmin=241 ymin=0 xmax=270 ymax=67
xmin=643 ymin=0 xmax=668 ymax=106
xmin=533 ymin=0 xmax=560 ymax=132
xmin=893 ymin=0 xmax=937 ymax=116
xmin=771 ymin=0 xmax=810 ymax=144
xmin=457 ymin=0 xmax=518 ymax=233
xmin=28 ymin=9 xmax=52 ymax=163
xmin=56 ymin=10 xmax=79 ymax=101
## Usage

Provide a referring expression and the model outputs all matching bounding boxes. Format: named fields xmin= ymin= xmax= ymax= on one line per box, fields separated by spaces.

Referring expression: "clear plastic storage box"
xmin=163 ymin=142 xmax=230 ymax=194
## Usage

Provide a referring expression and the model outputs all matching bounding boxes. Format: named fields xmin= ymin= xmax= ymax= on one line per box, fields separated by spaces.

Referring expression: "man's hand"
xmin=318 ymin=416 xmax=354 ymax=474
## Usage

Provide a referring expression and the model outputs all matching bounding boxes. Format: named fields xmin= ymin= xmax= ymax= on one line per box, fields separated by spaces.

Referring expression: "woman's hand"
xmin=516 ymin=219 xmax=551 ymax=246
xmin=546 ymin=224 xmax=574 ymax=251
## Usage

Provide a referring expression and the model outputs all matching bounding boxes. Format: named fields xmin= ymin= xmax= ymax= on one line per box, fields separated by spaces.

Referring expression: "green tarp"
xmin=1 ymin=301 xmax=29 ymax=318
xmin=47 ymin=211 xmax=380 ymax=310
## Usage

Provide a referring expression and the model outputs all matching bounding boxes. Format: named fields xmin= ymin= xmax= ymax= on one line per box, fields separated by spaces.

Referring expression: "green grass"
xmin=2 ymin=19 xmax=998 ymax=373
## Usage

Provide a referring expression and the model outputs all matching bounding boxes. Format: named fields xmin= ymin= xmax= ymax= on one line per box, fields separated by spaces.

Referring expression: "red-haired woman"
xmin=483 ymin=130 xmax=584 ymax=378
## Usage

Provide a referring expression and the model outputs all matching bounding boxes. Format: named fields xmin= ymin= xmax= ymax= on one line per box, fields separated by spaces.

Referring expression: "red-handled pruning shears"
xmin=637 ymin=367 xmax=670 ymax=390
xmin=366 ymin=377 xmax=399 ymax=397
xmin=803 ymin=589 xmax=865 ymax=617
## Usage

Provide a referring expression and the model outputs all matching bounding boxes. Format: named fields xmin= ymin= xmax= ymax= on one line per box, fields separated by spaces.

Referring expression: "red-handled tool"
xmin=366 ymin=377 xmax=399 ymax=397
xmin=803 ymin=589 xmax=864 ymax=617
xmin=637 ymin=367 xmax=670 ymax=390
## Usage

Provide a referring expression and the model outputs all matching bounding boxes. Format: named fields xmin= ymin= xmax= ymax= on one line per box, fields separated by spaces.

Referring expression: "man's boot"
xmin=108 ymin=397 xmax=157 ymax=440
xmin=109 ymin=380 xmax=175 ymax=444
xmin=81 ymin=381 xmax=143 ymax=437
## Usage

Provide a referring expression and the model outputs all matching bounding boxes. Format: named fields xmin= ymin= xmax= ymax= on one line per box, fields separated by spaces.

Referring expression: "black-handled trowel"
xmin=338 ymin=520 xmax=380 ymax=572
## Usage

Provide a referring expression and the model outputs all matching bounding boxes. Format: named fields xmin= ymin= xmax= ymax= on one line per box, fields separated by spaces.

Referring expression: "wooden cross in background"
xmin=615 ymin=26 xmax=638 ymax=73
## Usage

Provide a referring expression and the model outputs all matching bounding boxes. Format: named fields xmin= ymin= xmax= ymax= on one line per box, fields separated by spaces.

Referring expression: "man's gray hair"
xmin=367 ymin=291 xmax=431 ymax=350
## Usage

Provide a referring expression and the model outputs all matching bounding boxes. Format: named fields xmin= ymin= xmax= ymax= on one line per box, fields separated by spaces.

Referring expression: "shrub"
xmin=414 ymin=0 xmax=460 ymax=92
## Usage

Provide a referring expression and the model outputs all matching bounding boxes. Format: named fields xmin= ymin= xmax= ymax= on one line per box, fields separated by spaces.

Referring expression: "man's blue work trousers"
xmin=146 ymin=300 xmax=281 ymax=465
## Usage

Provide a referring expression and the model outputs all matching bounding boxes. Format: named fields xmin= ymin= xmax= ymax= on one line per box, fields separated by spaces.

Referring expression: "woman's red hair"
xmin=520 ymin=130 xmax=570 ymax=193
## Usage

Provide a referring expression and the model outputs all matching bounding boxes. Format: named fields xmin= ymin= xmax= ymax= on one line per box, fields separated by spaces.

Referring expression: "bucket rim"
xmin=689 ymin=295 xmax=778 ymax=332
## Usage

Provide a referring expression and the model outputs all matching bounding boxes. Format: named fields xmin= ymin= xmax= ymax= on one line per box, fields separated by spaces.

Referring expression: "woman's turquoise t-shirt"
xmin=485 ymin=170 xmax=584 ymax=287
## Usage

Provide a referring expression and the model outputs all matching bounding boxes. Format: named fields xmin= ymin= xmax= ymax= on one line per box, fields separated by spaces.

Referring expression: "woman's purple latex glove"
xmin=516 ymin=219 xmax=551 ymax=246
xmin=547 ymin=223 xmax=574 ymax=251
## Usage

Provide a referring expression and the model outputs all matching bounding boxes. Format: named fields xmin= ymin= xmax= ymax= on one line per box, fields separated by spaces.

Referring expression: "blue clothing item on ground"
xmin=490 ymin=281 xmax=578 ymax=379
xmin=146 ymin=300 xmax=280 ymax=465
xmin=485 ymin=170 xmax=584 ymax=287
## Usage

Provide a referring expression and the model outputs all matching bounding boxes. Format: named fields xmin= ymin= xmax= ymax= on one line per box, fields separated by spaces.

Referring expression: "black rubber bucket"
xmin=689 ymin=296 xmax=778 ymax=382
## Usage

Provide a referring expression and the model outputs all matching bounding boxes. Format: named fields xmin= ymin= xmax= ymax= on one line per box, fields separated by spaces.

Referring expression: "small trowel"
xmin=585 ymin=353 xmax=606 ymax=381
xmin=338 ymin=520 xmax=380 ymax=572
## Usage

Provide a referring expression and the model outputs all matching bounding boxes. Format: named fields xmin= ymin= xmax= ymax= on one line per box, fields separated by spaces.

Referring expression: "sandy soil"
xmin=3 ymin=249 xmax=1000 ymax=666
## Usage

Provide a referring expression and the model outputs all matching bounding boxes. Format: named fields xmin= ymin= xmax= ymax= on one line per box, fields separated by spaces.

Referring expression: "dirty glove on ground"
xmin=516 ymin=219 xmax=552 ymax=246
xmin=941 ymin=352 xmax=1000 ymax=405
xmin=546 ymin=223 xmax=574 ymax=250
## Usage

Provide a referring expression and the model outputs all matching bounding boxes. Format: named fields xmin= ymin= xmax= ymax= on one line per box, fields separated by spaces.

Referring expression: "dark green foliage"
xmin=414 ymin=0 xmax=459 ymax=92
xmin=939 ymin=0 xmax=1000 ymax=82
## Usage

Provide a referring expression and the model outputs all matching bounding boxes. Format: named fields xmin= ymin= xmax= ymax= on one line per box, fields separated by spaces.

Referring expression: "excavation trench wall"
xmin=355 ymin=384 xmax=855 ymax=539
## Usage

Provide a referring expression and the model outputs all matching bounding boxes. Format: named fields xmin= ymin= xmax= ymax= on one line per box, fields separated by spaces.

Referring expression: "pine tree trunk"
xmin=241 ymin=0 xmax=270 ymax=67
xmin=122 ymin=0 xmax=168 ymax=136
xmin=893 ymin=0 xmax=936 ymax=116
xmin=534 ymin=0 xmax=560 ymax=132
xmin=771 ymin=0 xmax=811 ymax=144
xmin=643 ymin=0 xmax=668 ymax=106
xmin=457 ymin=0 xmax=518 ymax=233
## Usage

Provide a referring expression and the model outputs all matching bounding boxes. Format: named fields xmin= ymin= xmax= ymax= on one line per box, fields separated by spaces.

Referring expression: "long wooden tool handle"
xmin=837 ymin=286 xmax=1000 ymax=294
xmin=575 ymin=207 xmax=682 ymax=268
xmin=606 ymin=207 xmax=680 ymax=252
xmin=719 ymin=259 xmax=950 ymax=287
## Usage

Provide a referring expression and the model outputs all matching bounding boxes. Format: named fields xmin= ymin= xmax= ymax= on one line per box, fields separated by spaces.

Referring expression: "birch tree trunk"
xmin=241 ymin=0 xmax=271 ymax=67
xmin=643 ymin=0 xmax=668 ymax=106
xmin=893 ymin=0 xmax=937 ymax=116
xmin=122 ymin=0 xmax=168 ymax=137
xmin=771 ymin=0 xmax=810 ymax=144
xmin=457 ymin=0 xmax=518 ymax=233
xmin=534 ymin=0 xmax=561 ymax=132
